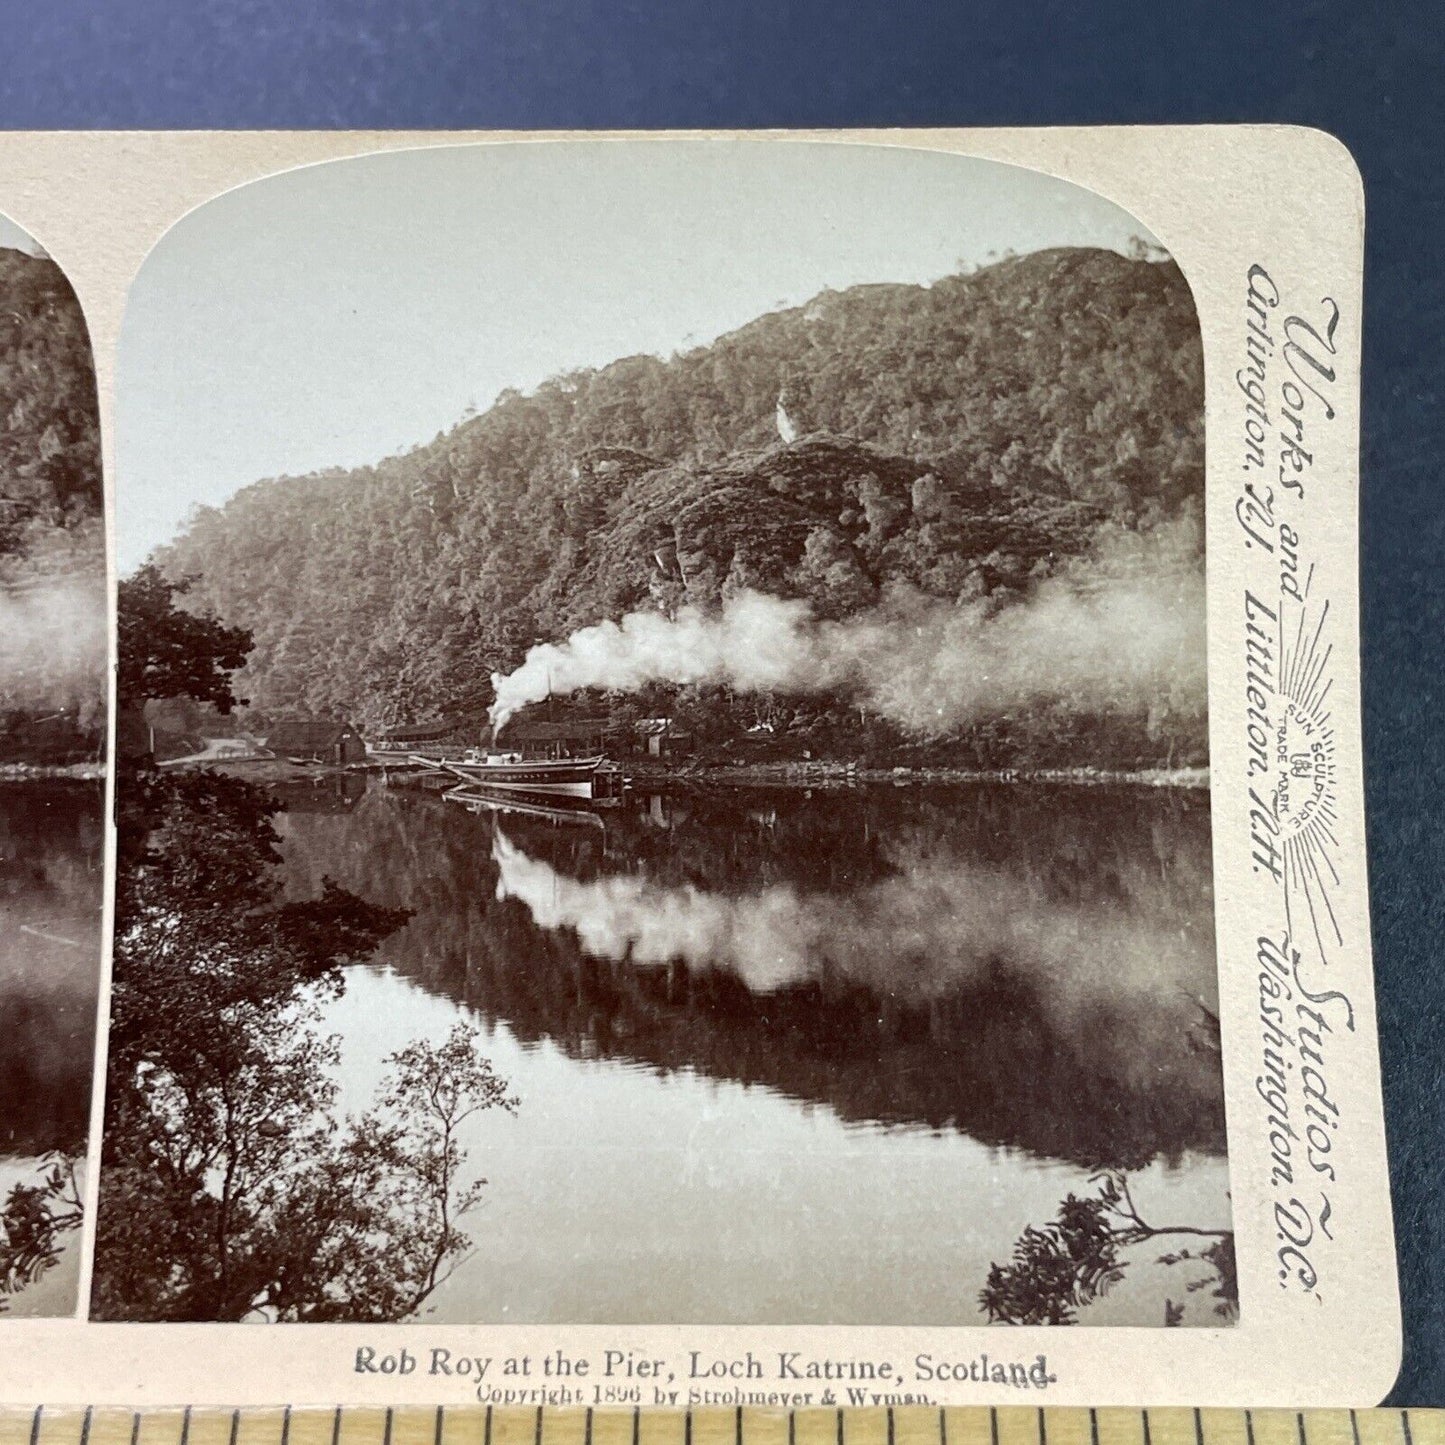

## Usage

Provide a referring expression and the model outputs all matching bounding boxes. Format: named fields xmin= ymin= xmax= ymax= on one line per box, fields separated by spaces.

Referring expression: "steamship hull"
xmin=409 ymin=753 xmax=625 ymax=804
xmin=443 ymin=785 xmax=609 ymax=828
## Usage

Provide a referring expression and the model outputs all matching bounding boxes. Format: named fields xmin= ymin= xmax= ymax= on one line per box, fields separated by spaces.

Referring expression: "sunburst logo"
xmin=1273 ymin=571 xmax=1342 ymax=965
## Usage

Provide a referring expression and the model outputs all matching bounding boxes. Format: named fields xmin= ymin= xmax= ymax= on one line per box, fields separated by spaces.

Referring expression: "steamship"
xmin=409 ymin=750 xmax=626 ymax=804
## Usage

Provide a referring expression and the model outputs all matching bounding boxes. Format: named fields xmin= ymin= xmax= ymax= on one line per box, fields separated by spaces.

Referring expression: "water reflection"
xmin=321 ymin=964 xmax=1230 ymax=1326
xmin=281 ymin=781 xmax=1224 ymax=1171
xmin=0 ymin=782 xmax=104 ymax=1317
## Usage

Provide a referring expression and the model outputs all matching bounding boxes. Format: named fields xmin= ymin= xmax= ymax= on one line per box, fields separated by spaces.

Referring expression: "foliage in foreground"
xmin=118 ymin=565 xmax=254 ymax=715
xmin=0 ymin=1155 xmax=83 ymax=1311
xmin=981 ymin=1169 xmax=1237 ymax=1327
xmin=93 ymin=563 xmax=519 ymax=1322
xmin=94 ymin=761 xmax=520 ymax=1322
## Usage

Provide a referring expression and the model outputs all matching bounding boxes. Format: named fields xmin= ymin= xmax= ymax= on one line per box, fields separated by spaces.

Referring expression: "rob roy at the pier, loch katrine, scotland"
xmin=98 ymin=142 xmax=1235 ymax=1329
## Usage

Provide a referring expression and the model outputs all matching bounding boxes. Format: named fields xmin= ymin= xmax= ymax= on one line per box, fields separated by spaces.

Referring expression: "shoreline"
xmin=630 ymin=761 xmax=1211 ymax=791
xmin=0 ymin=762 xmax=107 ymax=783
xmin=199 ymin=755 xmax=1210 ymax=793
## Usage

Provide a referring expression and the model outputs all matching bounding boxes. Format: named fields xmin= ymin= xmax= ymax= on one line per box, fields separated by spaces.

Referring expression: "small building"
xmin=635 ymin=717 xmax=694 ymax=758
xmin=496 ymin=717 xmax=617 ymax=760
xmin=264 ymin=720 xmax=367 ymax=766
xmin=646 ymin=729 xmax=694 ymax=758
xmin=375 ymin=721 xmax=451 ymax=749
xmin=371 ymin=716 xmax=487 ymax=754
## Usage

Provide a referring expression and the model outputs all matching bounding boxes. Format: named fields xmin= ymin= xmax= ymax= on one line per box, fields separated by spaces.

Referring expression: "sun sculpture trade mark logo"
xmin=1271 ymin=573 xmax=1342 ymax=968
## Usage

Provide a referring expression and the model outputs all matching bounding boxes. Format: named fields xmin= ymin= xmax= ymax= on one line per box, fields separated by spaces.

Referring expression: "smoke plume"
xmin=489 ymin=524 xmax=1205 ymax=736
xmin=0 ymin=575 xmax=108 ymax=723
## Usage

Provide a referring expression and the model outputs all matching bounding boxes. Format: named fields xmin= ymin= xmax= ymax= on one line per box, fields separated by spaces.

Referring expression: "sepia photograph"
xmin=98 ymin=139 xmax=1232 ymax=1329
xmin=0 ymin=210 xmax=107 ymax=1316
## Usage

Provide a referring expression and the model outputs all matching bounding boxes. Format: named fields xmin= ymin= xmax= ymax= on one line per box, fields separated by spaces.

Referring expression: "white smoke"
xmin=489 ymin=525 xmax=1205 ymax=737
xmin=0 ymin=576 xmax=107 ymax=722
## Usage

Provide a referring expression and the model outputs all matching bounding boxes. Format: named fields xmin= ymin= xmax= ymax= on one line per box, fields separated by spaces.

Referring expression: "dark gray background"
xmin=1 ymin=0 xmax=1438 ymax=1403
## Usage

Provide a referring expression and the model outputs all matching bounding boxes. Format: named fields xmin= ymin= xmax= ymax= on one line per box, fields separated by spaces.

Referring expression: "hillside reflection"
xmin=0 ymin=783 xmax=104 ymax=1159
xmin=278 ymin=780 xmax=1223 ymax=1170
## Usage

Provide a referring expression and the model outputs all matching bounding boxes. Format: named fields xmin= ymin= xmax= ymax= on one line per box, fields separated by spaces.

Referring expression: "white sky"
xmin=0 ymin=211 xmax=43 ymax=253
xmin=118 ymin=140 xmax=1162 ymax=571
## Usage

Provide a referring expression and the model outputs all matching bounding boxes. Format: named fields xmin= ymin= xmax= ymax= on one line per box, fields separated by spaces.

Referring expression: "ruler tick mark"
xmin=328 ymin=1407 xmax=339 ymax=1445
xmin=80 ymin=1406 xmax=93 ymax=1445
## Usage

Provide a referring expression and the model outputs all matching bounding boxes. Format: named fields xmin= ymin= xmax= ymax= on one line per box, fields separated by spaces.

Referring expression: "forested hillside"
xmin=0 ymin=246 xmax=105 ymax=764
xmin=157 ymin=246 xmax=1206 ymax=768
xmin=0 ymin=249 xmax=102 ymax=536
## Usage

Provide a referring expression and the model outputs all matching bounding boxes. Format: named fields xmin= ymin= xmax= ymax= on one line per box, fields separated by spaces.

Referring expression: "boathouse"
xmin=264 ymin=719 xmax=367 ymax=765
xmin=497 ymin=717 xmax=618 ymax=760
xmin=371 ymin=718 xmax=480 ymax=754
xmin=374 ymin=721 xmax=451 ymax=750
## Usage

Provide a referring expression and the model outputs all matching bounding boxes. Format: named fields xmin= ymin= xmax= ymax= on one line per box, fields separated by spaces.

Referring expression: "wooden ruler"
xmin=0 ymin=1408 xmax=1439 ymax=1445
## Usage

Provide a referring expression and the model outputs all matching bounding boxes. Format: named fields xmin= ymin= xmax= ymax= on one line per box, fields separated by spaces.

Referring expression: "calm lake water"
xmin=0 ymin=782 xmax=104 ymax=1317
xmin=277 ymin=776 xmax=1230 ymax=1327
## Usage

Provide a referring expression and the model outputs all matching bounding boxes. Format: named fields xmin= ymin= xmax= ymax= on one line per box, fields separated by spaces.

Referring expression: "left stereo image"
xmin=0 ymin=211 xmax=107 ymax=1316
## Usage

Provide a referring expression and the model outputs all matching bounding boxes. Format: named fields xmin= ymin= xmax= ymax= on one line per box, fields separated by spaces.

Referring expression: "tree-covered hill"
xmin=157 ymin=245 xmax=1205 ymax=762
xmin=0 ymin=248 xmax=102 ymax=540
xmin=0 ymin=246 xmax=105 ymax=764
